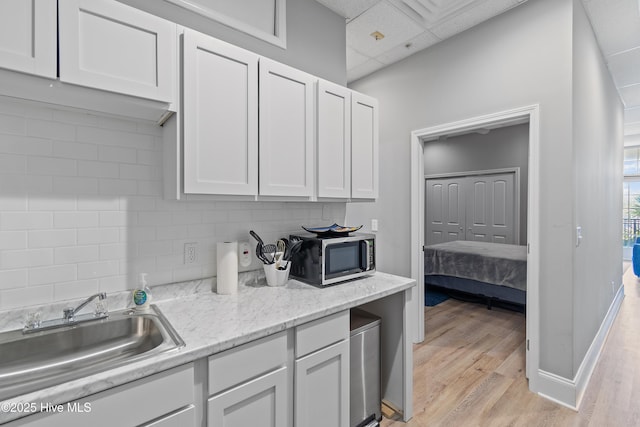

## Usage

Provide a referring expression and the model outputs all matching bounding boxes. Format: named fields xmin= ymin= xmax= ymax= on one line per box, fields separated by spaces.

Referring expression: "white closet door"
xmin=466 ymin=173 xmax=515 ymax=243
xmin=317 ymin=80 xmax=351 ymax=198
xmin=182 ymin=29 xmax=258 ymax=195
xmin=425 ymin=172 xmax=516 ymax=246
xmin=425 ymin=178 xmax=466 ymax=245
xmin=0 ymin=0 xmax=56 ymax=78
xmin=259 ymin=58 xmax=314 ymax=197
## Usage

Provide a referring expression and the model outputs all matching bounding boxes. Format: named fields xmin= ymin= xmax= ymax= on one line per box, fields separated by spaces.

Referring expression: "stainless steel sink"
xmin=0 ymin=305 xmax=184 ymax=401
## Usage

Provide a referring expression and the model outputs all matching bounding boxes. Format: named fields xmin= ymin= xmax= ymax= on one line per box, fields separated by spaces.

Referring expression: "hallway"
xmin=382 ymin=266 xmax=639 ymax=426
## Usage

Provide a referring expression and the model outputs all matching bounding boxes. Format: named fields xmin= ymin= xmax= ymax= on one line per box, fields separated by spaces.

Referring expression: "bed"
xmin=424 ymin=240 xmax=527 ymax=307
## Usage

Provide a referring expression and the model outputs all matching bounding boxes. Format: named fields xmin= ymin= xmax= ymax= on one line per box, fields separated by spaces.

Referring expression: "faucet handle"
xmin=25 ymin=312 xmax=41 ymax=330
xmin=94 ymin=298 xmax=108 ymax=317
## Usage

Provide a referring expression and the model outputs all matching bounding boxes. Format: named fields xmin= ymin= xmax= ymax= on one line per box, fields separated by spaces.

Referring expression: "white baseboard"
xmin=535 ymin=284 xmax=625 ymax=409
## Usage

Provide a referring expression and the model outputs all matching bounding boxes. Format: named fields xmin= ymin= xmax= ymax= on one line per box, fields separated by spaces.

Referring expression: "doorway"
xmin=409 ymin=105 xmax=541 ymax=393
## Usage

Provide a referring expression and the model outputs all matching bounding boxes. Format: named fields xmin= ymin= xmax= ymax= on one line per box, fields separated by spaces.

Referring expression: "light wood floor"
xmin=382 ymin=266 xmax=640 ymax=427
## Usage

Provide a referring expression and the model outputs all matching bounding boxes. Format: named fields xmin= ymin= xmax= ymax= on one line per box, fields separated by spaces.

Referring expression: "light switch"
xmin=576 ymin=226 xmax=583 ymax=247
xmin=371 ymin=219 xmax=379 ymax=232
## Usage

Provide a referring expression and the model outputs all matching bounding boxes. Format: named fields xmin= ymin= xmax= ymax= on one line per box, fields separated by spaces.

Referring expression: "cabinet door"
xmin=0 ymin=0 xmax=56 ymax=78
xmin=208 ymin=367 xmax=288 ymax=427
xmin=351 ymin=91 xmax=379 ymax=199
xmin=295 ymin=340 xmax=349 ymax=427
xmin=259 ymin=58 xmax=315 ymax=197
xmin=58 ymin=0 xmax=175 ymax=102
xmin=317 ymin=80 xmax=351 ymax=199
xmin=182 ymin=30 xmax=259 ymax=195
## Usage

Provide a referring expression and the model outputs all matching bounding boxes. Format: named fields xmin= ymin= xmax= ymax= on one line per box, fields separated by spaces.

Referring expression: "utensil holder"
xmin=263 ymin=263 xmax=290 ymax=287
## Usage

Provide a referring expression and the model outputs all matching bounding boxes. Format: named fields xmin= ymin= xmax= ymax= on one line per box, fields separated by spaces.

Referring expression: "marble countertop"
xmin=0 ymin=271 xmax=415 ymax=424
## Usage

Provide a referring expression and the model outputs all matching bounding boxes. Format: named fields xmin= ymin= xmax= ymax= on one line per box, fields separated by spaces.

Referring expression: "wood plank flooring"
xmin=382 ymin=266 xmax=640 ymax=426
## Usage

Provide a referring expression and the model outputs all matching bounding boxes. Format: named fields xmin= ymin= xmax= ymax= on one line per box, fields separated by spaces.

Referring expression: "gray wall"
xmin=117 ymin=0 xmax=347 ymax=85
xmin=571 ymin=0 xmax=624 ymax=372
xmin=423 ymin=123 xmax=529 ymax=243
xmin=345 ymin=0 xmax=624 ymax=381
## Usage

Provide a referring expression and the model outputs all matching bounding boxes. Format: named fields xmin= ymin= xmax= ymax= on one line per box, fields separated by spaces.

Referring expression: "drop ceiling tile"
xmin=376 ymin=30 xmax=440 ymax=64
xmin=347 ymin=0 xmax=425 ymax=57
xmin=347 ymin=46 xmax=371 ymax=69
xmin=582 ymin=0 xmax=640 ymax=56
xmin=430 ymin=0 xmax=522 ymax=39
xmin=347 ymin=58 xmax=386 ymax=82
xmin=625 ymin=123 xmax=640 ymax=137
xmin=314 ymin=0 xmax=381 ymax=20
xmin=619 ymin=84 xmax=640 ymax=109
xmin=607 ymin=48 xmax=640 ymax=88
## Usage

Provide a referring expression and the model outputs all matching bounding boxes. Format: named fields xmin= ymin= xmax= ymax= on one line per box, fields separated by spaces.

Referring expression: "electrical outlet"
xmin=184 ymin=242 xmax=198 ymax=264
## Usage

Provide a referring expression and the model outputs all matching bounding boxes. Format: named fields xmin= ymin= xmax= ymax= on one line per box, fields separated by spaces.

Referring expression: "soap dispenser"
xmin=133 ymin=273 xmax=152 ymax=310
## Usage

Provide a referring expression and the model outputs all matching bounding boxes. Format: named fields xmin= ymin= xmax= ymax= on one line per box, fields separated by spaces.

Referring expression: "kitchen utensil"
xmin=261 ymin=243 xmax=277 ymax=264
xmin=255 ymin=243 xmax=272 ymax=265
xmin=249 ymin=230 xmax=264 ymax=246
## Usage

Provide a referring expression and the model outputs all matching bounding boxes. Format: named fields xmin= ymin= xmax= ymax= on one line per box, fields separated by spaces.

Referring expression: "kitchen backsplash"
xmin=0 ymin=98 xmax=346 ymax=311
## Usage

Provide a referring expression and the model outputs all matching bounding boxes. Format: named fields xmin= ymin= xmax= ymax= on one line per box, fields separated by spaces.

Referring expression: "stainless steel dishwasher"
xmin=350 ymin=308 xmax=381 ymax=427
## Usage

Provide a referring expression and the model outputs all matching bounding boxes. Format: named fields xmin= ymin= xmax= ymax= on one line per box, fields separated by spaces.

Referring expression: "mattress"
xmin=424 ymin=240 xmax=527 ymax=291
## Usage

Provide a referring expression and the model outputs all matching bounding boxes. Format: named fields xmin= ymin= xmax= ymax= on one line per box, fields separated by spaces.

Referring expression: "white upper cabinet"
xmin=259 ymin=58 xmax=315 ymax=197
xmin=182 ymin=29 xmax=258 ymax=196
xmin=317 ymin=80 xmax=351 ymax=199
xmin=0 ymin=0 xmax=56 ymax=78
xmin=58 ymin=0 xmax=176 ymax=103
xmin=351 ymin=91 xmax=379 ymax=200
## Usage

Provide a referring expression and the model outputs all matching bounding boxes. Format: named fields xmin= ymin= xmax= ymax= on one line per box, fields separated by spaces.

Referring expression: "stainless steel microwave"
xmin=289 ymin=233 xmax=375 ymax=286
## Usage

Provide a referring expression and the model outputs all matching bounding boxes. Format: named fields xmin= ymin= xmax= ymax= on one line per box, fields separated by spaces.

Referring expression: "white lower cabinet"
xmin=294 ymin=340 xmax=349 ymax=427
xmin=8 ymin=364 xmax=196 ymax=427
xmin=208 ymin=367 xmax=288 ymax=427
xmin=294 ymin=310 xmax=350 ymax=427
xmin=207 ymin=331 xmax=290 ymax=427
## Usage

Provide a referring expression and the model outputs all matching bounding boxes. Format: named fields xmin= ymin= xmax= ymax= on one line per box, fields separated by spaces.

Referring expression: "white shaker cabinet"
xmin=294 ymin=311 xmax=350 ymax=427
xmin=207 ymin=331 xmax=290 ymax=427
xmin=0 ymin=0 xmax=56 ymax=78
xmin=58 ymin=0 xmax=176 ymax=103
xmin=182 ymin=29 xmax=259 ymax=195
xmin=317 ymin=80 xmax=351 ymax=199
xmin=259 ymin=58 xmax=315 ymax=197
xmin=351 ymin=92 xmax=379 ymax=200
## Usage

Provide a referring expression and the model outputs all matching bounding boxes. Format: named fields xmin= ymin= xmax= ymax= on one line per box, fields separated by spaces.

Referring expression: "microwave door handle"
xmin=361 ymin=240 xmax=370 ymax=271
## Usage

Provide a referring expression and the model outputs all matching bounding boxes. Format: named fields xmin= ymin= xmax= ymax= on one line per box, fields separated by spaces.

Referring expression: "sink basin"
xmin=0 ymin=305 xmax=184 ymax=401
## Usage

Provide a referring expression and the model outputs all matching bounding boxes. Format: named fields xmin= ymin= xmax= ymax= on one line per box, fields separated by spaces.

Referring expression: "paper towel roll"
xmin=217 ymin=241 xmax=238 ymax=295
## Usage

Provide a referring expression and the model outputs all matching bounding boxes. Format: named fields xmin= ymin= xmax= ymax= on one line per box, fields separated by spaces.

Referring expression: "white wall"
xmin=117 ymin=0 xmax=347 ymax=85
xmin=571 ymin=0 xmax=624 ymax=372
xmin=0 ymin=98 xmax=346 ymax=311
xmin=423 ymin=123 xmax=529 ymax=242
xmin=346 ymin=0 xmax=577 ymax=378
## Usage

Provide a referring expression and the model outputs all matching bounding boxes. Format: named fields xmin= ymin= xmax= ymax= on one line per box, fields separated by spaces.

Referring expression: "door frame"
xmin=410 ymin=104 xmax=540 ymax=391
xmin=425 ymin=167 xmax=521 ymax=245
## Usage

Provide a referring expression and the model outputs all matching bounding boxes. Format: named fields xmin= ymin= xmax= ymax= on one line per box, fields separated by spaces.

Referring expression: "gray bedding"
xmin=424 ymin=241 xmax=527 ymax=291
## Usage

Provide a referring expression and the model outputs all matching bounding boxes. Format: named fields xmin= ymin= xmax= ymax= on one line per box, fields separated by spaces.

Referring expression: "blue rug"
xmin=425 ymin=289 xmax=450 ymax=306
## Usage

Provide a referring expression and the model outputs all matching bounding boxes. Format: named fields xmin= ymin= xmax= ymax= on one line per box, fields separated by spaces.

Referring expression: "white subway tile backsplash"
xmin=0 ymin=154 xmax=27 ymax=174
xmin=0 ymin=231 xmax=27 ymax=250
xmin=53 ymin=140 xmax=98 ymax=160
xmin=54 ymin=245 xmax=99 ymax=264
xmin=1 ymin=248 xmax=53 ymax=269
xmin=29 ymin=229 xmax=76 ymax=248
xmin=1 ymin=212 xmax=53 ymax=230
xmin=77 ymin=260 xmax=119 ymax=280
xmin=78 ymin=160 xmax=119 ymax=178
xmin=29 ymin=264 xmax=76 ymax=286
xmin=98 ymin=145 xmax=137 ymax=164
xmin=54 ymin=212 xmax=99 ymax=229
xmin=0 ymin=98 xmax=346 ymax=310
xmin=53 ymin=176 xmax=99 ymax=195
xmin=0 ymin=269 xmax=27 ymax=290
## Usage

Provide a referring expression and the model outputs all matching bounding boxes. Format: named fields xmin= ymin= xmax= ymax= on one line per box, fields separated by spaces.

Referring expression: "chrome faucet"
xmin=63 ymin=292 xmax=108 ymax=322
xmin=24 ymin=292 xmax=109 ymax=334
